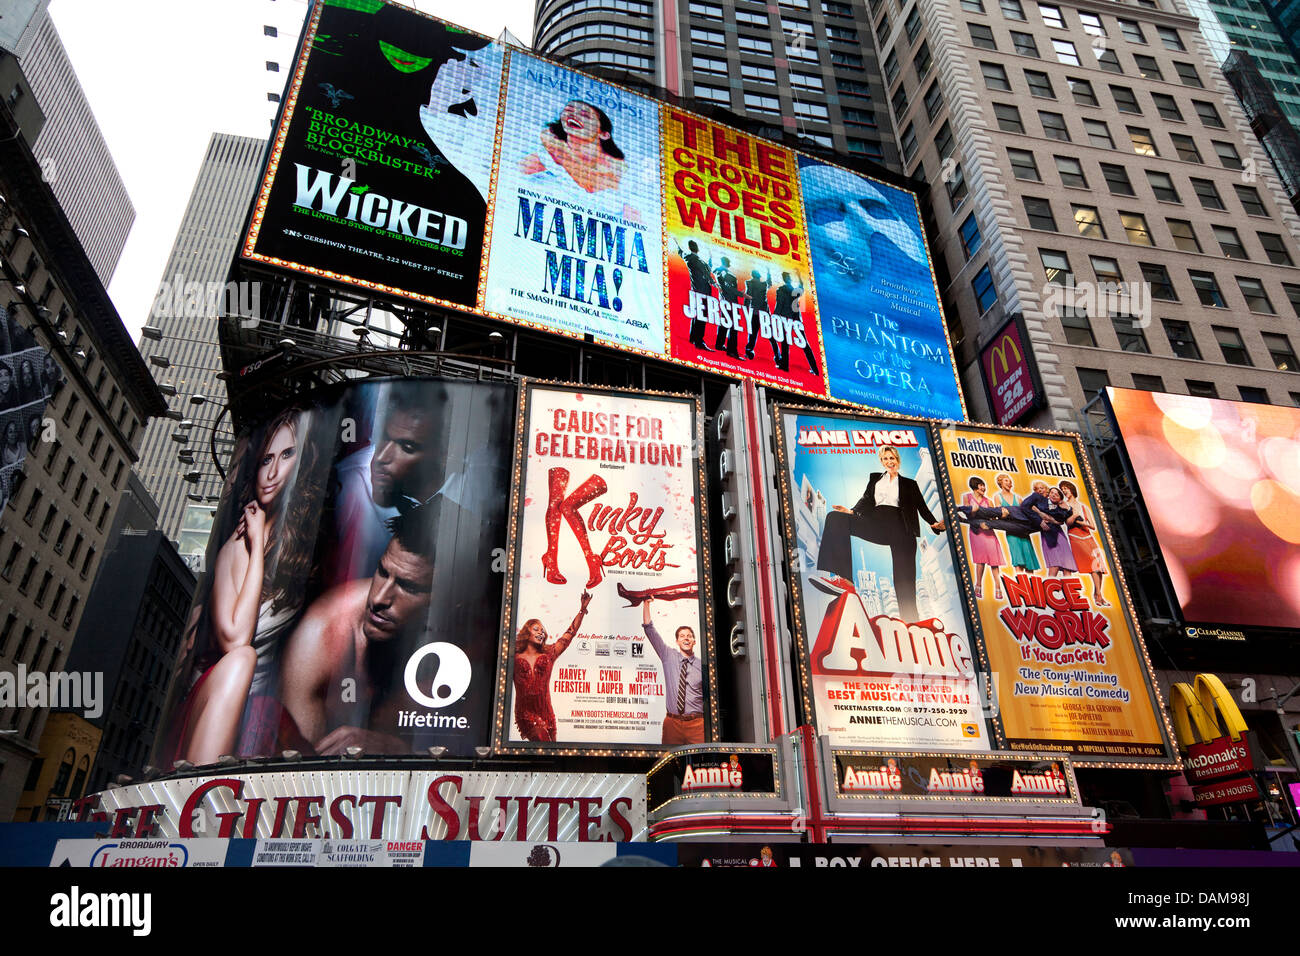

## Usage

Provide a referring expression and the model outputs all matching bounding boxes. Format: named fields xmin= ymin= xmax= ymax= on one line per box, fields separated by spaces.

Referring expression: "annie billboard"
xmin=243 ymin=0 xmax=964 ymax=422
xmin=155 ymin=378 xmax=514 ymax=764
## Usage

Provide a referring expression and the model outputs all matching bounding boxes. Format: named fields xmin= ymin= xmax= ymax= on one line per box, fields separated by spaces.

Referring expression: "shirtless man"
xmin=281 ymin=507 xmax=437 ymax=755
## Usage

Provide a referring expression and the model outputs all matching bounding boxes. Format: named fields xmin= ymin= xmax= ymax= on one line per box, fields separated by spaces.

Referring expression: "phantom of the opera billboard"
xmin=241 ymin=0 xmax=965 ymax=421
xmin=1105 ymin=387 xmax=1300 ymax=635
xmin=774 ymin=407 xmax=989 ymax=752
xmin=154 ymin=378 xmax=514 ymax=764
xmin=496 ymin=383 xmax=716 ymax=754
xmin=935 ymin=424 xmax=1174 ymax=763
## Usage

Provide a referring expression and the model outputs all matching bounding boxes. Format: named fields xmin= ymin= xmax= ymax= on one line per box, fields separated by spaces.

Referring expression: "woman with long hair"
xmin=962 ymin=475 xmax=1006 ymax=600
xmin=171 ymin=407 xmax=327 ymax=763
xmin=521 ymin=100 xmax=626 ymax=194
xmin=1 ymin=420 xmax=21 ymax=465
xmin=513 ymin=591 xmax=591 ymax=742
xmin=1059 ymin=480 xmax=1111 ymax=607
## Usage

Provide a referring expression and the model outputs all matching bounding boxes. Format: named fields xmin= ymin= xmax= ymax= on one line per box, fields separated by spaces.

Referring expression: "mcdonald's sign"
xmin=1170 ymin=674 xmax=1263 ymax=805
xmin=979 ymin=313 xmax=1044 ymax=426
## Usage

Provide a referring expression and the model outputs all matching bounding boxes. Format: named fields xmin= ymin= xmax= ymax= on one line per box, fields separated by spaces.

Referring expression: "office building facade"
xmin=14 ymin=11 xmax=134 ymax=285
xmin=134 ymin=132 xmax=267 ymax=559
xmin=534 ymin=0 xmax=900 ymax=166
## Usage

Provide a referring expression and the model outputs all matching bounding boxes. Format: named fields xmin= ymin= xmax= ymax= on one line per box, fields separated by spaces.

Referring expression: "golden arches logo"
xmin=1170 ymin=673 xmax=1249 ymax=749
xmin=985 ymin=334 xmax=1023 ymax=386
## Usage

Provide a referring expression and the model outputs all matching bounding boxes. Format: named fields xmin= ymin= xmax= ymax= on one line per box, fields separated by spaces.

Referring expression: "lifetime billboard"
xmin=154 ymin=378 xmax=514 ymax=763
xmin=241 ymin=0 xmax=965 ymax=421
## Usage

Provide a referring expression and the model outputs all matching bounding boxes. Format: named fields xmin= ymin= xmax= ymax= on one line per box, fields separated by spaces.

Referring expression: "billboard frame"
xmin=492 ymin=378 xmax=719 ymax=756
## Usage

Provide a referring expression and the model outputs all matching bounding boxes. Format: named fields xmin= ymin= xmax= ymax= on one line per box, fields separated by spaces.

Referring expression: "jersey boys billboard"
xmin=774 ymin=407 xmax=988 ymax=751
xmin=936 ymin=425 xmax=1172 ymax=761
xmin=244 ymin=0 xmax=964 ymax=421
xmin=497 ymin=384 xmax=716 ymax=753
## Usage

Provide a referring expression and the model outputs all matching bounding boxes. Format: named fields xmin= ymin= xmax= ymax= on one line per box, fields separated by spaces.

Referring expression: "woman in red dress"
xmin=513 ymin=591 xmax=591 ymax=741
xmin=1060 ymin=480 xmax=1111 ymax=608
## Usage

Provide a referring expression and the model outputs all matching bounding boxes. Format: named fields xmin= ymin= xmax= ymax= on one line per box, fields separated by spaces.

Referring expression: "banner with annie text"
xmin=775 ymin=407 xmax=988 ymax=751
xmin=936 ymin=425 xmax=1173 ymax=762
xmin=498 ymin=384 xmax=714 ymax=752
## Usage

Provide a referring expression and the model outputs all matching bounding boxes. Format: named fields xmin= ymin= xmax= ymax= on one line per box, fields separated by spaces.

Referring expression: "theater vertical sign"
xmin=497 ymin=383 xmax=716 ymax=753
xmin=936 ymin=425 xmax=1173 ymax=763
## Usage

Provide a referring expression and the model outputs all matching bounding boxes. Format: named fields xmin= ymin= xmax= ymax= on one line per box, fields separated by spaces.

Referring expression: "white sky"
xmin=47 ymin=0 xmax=535 ymax=342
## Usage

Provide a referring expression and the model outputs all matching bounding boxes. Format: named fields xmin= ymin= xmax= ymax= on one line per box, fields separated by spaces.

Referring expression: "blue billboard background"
xmin=799 ymin=159 xmax=962 ymax=419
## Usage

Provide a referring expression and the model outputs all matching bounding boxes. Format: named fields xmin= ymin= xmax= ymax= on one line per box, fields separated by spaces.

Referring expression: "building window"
xmin=693 ymin=84 xmax=730 ymax=106
xmin=1023 ymin=196 xmax=1057 ymax=231
xmin=691 ymin=26 xmax=725 ymax=46
xmin=1259 ymin=233 xmax=1293 ymax=266
xmin=1039 ymin=4 xmax=1064 ymax=29
xmin=1084 ymin=119 xmax=1114 ymax=149
xmin=1128 ymin=127 xmax=1158 ymax=157
xmin=1263 ymin=332 xmax=1299 ymax=372
xmin=891 ymin=84 xmax=909 ymax=119
xmin=1040 ymin=249 xmax=1073 ymax=286
xmin=1212 ymin=326 xmax=1252 ymax=365
xmin=1141 ymin=262 xmax=1178 ymax=300
xmin=1133 ymin=373 xmax=1165 ymax=392
xmin=1096 ymin=48 xmax=1122 ymax=73
xmin=982 ymin=62 xmax=1011 ymax=90
xmin=1025 ymin=70 xmax=1055 ymax=98
xmin=1054 ymin=155 xmax=1086 ymax=187
xmin=1091 ymin=256 xmax=1123 ymax=285
xmin=923 ymin=81 xmax=943 ymax=119
xmin=1053 ymin=39 xmax=1080 ymax=65
xmin=23 ymin=488 xmax=41 ymax=524
xmin=996 ymin=103 xmax=1026 ymax=133
xmin=1040 ymin=111 xmax=1070 ymax=141
xmin=1165 ymin=219 xmax=1200 ymax=253
xmin=1170 ymin=133 xmax=1202 ymax=163
xmin=960 ymin=214 xmax=983 ymax=259
xmin=1113 ymin=314 xmax=1150 ymax=353
xmin=1236 ymin=185 xmax=1267 ymax=217
xmin=1152 ymin=93 xmax=1183 ymax=122
xmin=1213 ymin=141 xmax=1242 ymax=171
xmin=1163 ymin=319 xmax=1201 ymax=360
xmin=737 ymin=34 xmax=773 ymax=55
xmin=1069 ymin=77 xmax=1098 ymax=106
xmin=743 ymin=93 xmax=781 ymax=114
xmin=1175 ymin=62 xmax=1203 ymax=88
xmin=1110 ymin=85 xmax=1140 ymax=113
xmin=1189 ymin=271 xmax=1226 ymax=307
xmin=946 ymin=160 xmax=968 ymax=206
xmin=1239 ymin=386 xmax=1269 ymax=405
xmin=1237 ymin=277 xmax=1274 ymax=314
xmin=1120 ymin=212 xmax=1154 ymax=245
xmin=1062 ymin=310 xmax=1097 ymax=347
xmin=1000 ymin=0 xmax=1025 ymax=20
xmin=1011 ymin=31 xmax=1038 ymax=57
xmin=935 ymin=121 xmax=955 ymax=158
xmin=1133 ymin=55 xmax=1162 ymax=80
xmin=1191 ymin=178 xmax=1225 ymax=210
xmin=1078 ymin=12 xmax=1105 ymax=38
xmin=902 ymin=123 xmax=919 ymax=163
xmin=1213 ymin=226 xmax=1248 ymax=260
xmin=1157 ymin=26 xmax=1184 ymax=51
xmin=1072 ymin=204 xmax=1105 ymax=238
xmin=1194 ymin=101 xmax=1224 ymax=128
xmin=972 ymin=265 xmax=997 ymax=312
xmin=969 ymin=23 xmax=997 ymax=49
xmin=1078 ymin=368 xmax=1111 ymax=402
xmin=1187 ymin=380 xmax=1219 ymax=399
xmin=905 ymin=6 xmax=922 ymax=42
xmin=1008 ymin=147 xmax=1039 ymax=179
xmin=1146 ymin=171 xmax=1180 ymax=203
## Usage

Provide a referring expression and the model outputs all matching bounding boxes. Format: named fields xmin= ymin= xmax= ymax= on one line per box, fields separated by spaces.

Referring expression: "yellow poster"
xmin=937 ymin=426 xmax=1170 ymax=760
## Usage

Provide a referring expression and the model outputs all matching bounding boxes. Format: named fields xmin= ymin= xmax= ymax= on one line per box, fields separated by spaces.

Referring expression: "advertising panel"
xmin=154 ymin=378 xmax=513 ymax=763
xmin=662 ymin=110 xmax=826 ymax=396
xmin=677 ymin=843 xmax=1132 ymax=867
xmin=85 ymin=769 xmax=647 ymax=841
xmin=936 ymin=425 xmax=1172 ymax=761
xmin=484 ymin=51 xmax=664 ymax=352
xmin=1105 ymin=387 xmax=1300 ymax=633
xmin=243 ymin=0 xmax=504 ymax=308
xmin=978 ymin=313 xmax=1044 ymax=426
xmin=832 ymin=751 xmax=1077 ymax=802
xmin=773 ymin=407 xmax=988 ymax=751
xmin=799 ymin=158 xmax=963 ymax=419
xmin=498 ymin=383 xmax=715 ymax=752
xmin=0 ymin=306 xmax=63 ymax=512
xmin=646 ymin=748 xmax=780 ymax=812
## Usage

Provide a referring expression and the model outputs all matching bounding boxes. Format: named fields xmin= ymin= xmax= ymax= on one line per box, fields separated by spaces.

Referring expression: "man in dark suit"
xmin=813 ymin=445 xmax=946 ymax=622
xmin=680 ymin=240 xmax=716 ymax=351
